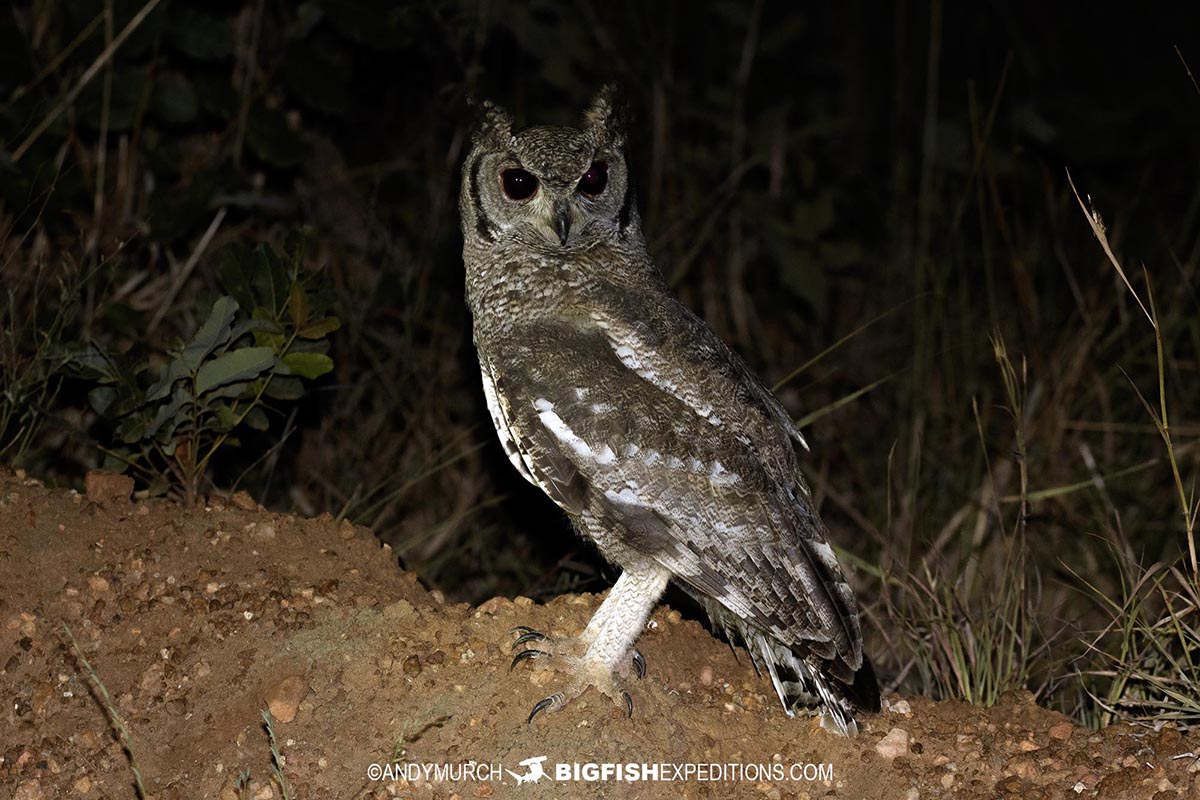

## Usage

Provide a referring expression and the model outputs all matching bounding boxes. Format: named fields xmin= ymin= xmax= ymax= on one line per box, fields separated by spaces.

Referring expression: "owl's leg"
xmin=511 ymin=559 xmax=670 ymax=722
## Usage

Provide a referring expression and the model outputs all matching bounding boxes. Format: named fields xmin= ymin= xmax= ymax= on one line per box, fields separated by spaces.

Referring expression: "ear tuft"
xmin=470 ymin=97 xmax=514 ymax=145
xmin=584 ymin=84 xmax=626 ymax=145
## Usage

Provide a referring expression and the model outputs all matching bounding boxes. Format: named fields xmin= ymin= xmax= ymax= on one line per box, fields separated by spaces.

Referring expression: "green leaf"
xmin=116 ymin=413 xmax=150 ymax=444
xmin=151 ymin=74 xmax=199 ymax=125
xmin=288 ymin=282 xmax=310 ymax=328
xmin=204 ymin=379 xmax=255 ymax=401
xmin=287 ymin=2 xmax=325 ymax=39
xmin=229 ymin=317 xmax=278 ymax=343
xmin=280 ymin=352 xmax=333 ymax=380
xmin=146 ymin=385 xmax=193 ymax=439
xmin=218 ymin=244 xmax=257 ymax=310
xmin=297 ymin=315 xmax=340 ymax=339
xmin=88 ymin=386 xmax=118 ymax=416
xmin=251 ymin=307 xmax=287 ymax=349
xmin=100 ymin=452 xmax=128 ymax=472
xmin=244 ymin=406 xmax=270 ymax=431
xmin=211 ymin=401 xmax=238 ymax=432
xmin=253 ymin=244 xmax=292 ymax=313
xmin=181 ymin=296 xmax=239 ymax=371
xmin=60 ymin=342 xmax=119 ymax=381
xmin=264 ymin=376 xmax=304 ymax=400
xmin=195 ymin=347 xmax=276 ymax=394
xmin=146 ymin=355 xmax=190 ymax=401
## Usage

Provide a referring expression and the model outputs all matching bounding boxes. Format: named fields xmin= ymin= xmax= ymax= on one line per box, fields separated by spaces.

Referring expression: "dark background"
xmin=3 ymin=1 xmax=1199 ymax=715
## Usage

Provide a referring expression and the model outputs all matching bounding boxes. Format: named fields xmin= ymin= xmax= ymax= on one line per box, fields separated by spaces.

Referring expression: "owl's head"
xmin=460 ymin=86 xmax=636 ymax=254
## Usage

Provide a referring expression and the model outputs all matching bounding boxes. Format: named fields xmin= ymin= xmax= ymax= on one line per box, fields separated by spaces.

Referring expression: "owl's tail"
xmin=699 ymin=598 xmax=880 ymax=736
xmin=752 ymin=633 xmax=880 ymax=736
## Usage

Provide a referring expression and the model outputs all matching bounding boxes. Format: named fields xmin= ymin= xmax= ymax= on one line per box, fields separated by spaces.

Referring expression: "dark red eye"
xmin=577 ymin=161 xmax=607 ymax=196
xmin=500 ymin=168 xmax=538 ymax=201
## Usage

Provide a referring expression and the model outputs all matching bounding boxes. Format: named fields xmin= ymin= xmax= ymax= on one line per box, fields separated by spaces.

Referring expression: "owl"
xmin=459 ymin=86 xmax=880 ymax=735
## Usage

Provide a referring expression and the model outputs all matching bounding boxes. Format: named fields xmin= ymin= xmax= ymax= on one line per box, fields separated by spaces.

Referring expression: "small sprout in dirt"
xmin=64 ymin=239 xmax=339 ymax=504
xmin=236 ymin=768 xmax=252 ymax=800
xmin=391 ymin=734 xmax=408 ymax=761
xmin=262 ymin=707 xmax=293 ymax=800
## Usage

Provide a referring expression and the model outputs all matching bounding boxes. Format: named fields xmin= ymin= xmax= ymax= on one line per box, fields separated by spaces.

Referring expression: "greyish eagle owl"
xmin=459 ymin=86 xmax=880 ymax=735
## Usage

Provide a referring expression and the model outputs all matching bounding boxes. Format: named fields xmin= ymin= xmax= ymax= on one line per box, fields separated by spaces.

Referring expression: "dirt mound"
xmin=1 ymin=470 xmax=1197 ymax=799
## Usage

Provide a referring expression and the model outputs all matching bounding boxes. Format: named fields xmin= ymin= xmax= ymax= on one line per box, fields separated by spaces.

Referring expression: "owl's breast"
xmin=466 ymin=251 xmax=596 ymax=331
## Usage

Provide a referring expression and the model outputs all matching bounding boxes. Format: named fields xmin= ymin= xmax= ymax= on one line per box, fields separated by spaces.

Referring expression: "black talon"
xmin=528 ymin=694 xmax=561 ymax=723
xmin=510 ymin=648 xmax=548 ymax=670
xmin=512 ymin=625 xmax=538 ymax=634
xmin=512 ymin=631 xmax=548 ymax=649
xmin=632 ymin=649 xmax=646 ymax=679
xmin=622 ymin=691 xmax=634 ymax=718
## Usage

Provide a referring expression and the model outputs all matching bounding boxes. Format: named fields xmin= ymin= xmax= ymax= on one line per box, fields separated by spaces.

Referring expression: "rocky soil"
xmin=2 ymin=469 xmax=1198 ymax=799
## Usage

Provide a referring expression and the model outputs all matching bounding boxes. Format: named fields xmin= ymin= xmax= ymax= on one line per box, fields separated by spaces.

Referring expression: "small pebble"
xmin=876 ymin=727 xmax=910 ymax=759
xmin=264 ymin=674 xmax=309 ymax=723
xmin=230 ymin=491 xmax=258 ymax=511
xmin=84 ymin=470 xmax=133 ymax=505
xmin=1049 ymin=721 xmax=1073 ymax=741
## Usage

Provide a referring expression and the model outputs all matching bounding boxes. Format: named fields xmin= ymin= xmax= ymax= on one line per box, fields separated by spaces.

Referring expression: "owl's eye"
xmin=577 ymin=162 xmax=608 ymax=196
xmin=500 ymin=168 xmax=539 ymax=201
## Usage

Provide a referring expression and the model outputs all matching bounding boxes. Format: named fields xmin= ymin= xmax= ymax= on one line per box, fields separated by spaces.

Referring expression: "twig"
xmin=12 ymin=0 xmax=164 ymax=163
xmin=2 ymin=10 xmax=105 ymax=110
xmin=147 ymin=208 xmax=227 ymax=334
xmin=1176 ymin=46 xmax=1200 ymax=98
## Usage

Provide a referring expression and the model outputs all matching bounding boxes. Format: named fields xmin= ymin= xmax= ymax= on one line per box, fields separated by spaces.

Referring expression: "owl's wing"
xmin=485 ymin=311 xmax=863 ymax=676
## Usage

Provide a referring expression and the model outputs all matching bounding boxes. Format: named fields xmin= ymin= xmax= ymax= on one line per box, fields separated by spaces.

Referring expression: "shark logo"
xmin=505 ymin=755 xmax=549 ymax=785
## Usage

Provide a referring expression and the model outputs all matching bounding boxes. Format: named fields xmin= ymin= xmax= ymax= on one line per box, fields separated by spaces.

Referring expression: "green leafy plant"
xmin=67 ymin=240 xmax=338 ymax=504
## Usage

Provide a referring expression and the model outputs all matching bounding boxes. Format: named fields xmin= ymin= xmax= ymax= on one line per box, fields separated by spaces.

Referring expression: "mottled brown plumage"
xmin=460 ymin=86 xmax=879 ymax=733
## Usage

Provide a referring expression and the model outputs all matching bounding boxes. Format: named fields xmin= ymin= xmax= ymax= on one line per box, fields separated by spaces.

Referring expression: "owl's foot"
xmin=509 ymin=626 xmax=646 ymax=722
xmin=519 ymin=653 xmax=637 ymax=723
xmin=510 ymin=626 xmax=646 ymax=675
xmin=508 ymin=561 xmax=670 ymax=724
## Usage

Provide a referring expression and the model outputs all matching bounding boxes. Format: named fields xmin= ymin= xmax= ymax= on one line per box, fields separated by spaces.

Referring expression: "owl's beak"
xmin=552 ymin=200 xmax=572 ymax=246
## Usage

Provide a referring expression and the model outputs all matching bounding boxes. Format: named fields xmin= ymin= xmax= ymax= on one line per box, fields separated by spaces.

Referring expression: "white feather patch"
xmin=594 ymin=444 xmax=617 ymax=465
xmin=604 ymin=486 xmax=643 ymax=506
xmin=709 ymin=460 xmax=741 ymax=486
xmin=537 ymin=408 xmax=593 ymax=461
xmin=605 ymin=332 xmax=724 ymax=428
